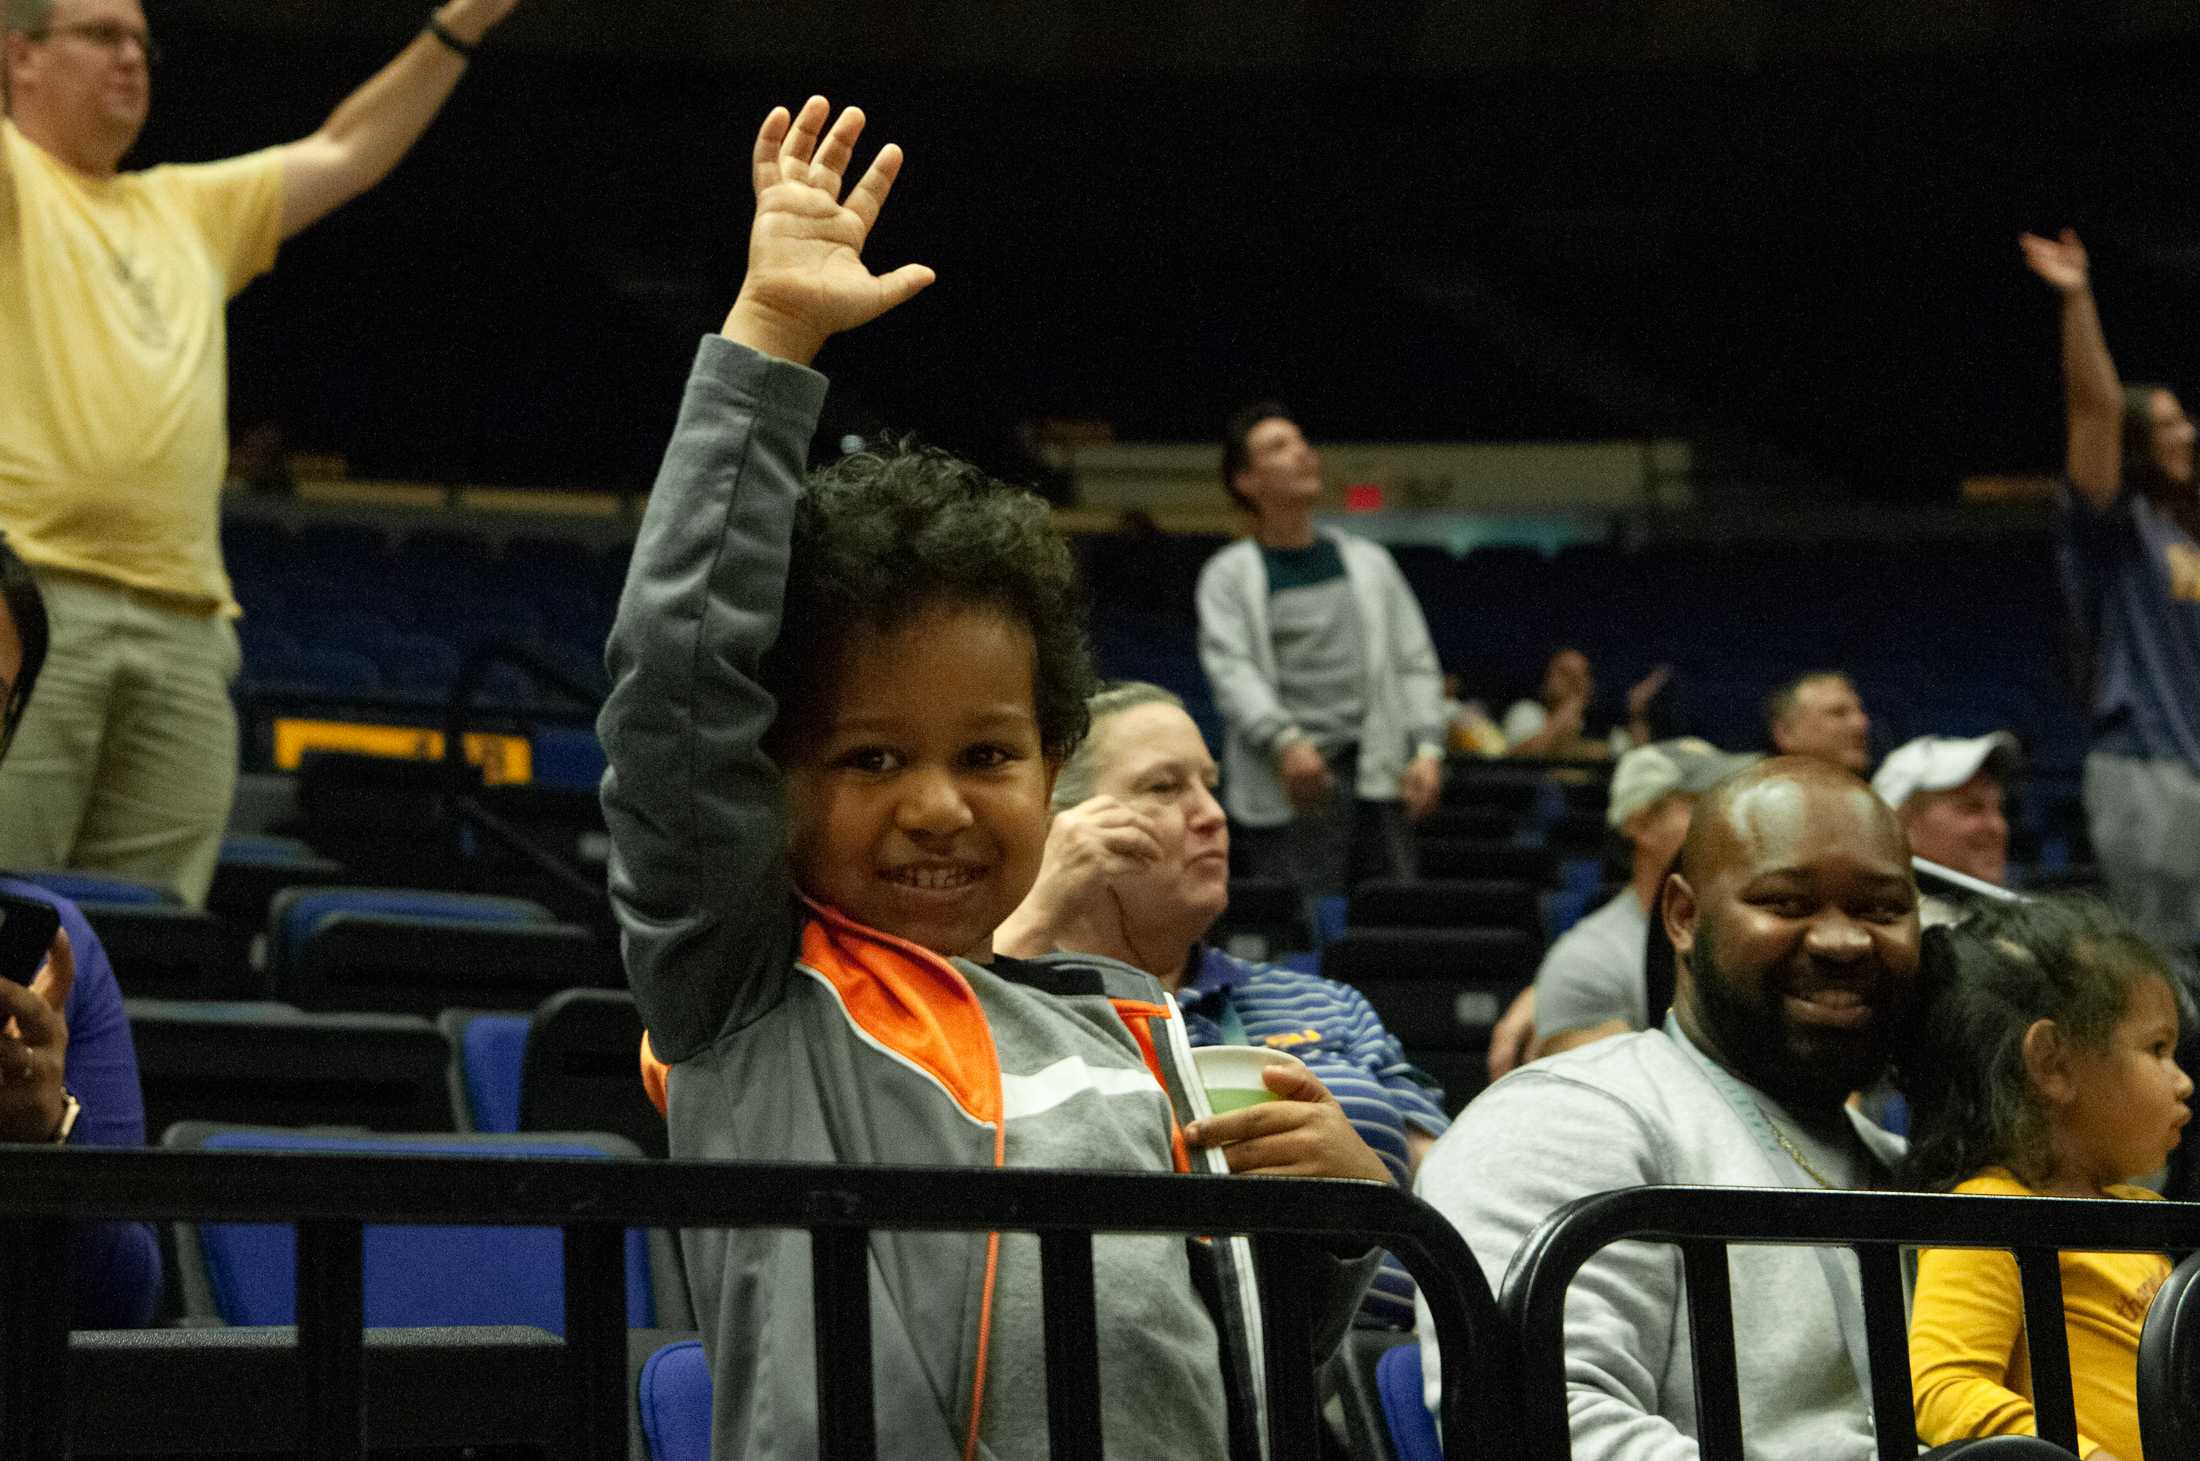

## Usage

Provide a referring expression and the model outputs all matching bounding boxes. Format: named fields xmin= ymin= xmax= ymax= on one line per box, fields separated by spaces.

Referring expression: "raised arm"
xmin=599 ymin=99 xmax=932 ymax=1062
xmin=276 ymin=0 xmax=521 ymax=241
xmin=2021 ymin=229 xmax=2125 ymax=512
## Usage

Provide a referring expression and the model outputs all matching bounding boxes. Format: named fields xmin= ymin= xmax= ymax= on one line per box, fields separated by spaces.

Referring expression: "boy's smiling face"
xmin=783 ymin=607 xmax=1056 ymax=962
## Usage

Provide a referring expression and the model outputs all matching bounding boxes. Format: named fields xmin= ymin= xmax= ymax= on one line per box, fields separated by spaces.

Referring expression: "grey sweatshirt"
xmin=1412 ymin=1028 xmax=1907 ymax=1461
xmin=600 ymin=337 xmax=1372 ymax=1460
xmin=1195 ymin=531 xmax=1446 ymax=827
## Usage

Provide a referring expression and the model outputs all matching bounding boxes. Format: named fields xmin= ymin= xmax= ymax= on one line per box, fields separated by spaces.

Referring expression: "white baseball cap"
xmin=1608 ymin=738 xmax=1760 ymax=831
xmin=1871 ymin=733 xmax=2021 ymax=810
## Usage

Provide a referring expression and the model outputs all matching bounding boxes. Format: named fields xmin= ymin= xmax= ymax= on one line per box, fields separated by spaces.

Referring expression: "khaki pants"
xmin=0 ymin=570 xmax=240 ymax=907
xmin=2085 ymin=749 xmax=2200 ymax=958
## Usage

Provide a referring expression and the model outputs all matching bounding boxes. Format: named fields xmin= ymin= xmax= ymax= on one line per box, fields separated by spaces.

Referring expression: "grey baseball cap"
xmin=1608 ymin=738 xmax=1761 ymax=831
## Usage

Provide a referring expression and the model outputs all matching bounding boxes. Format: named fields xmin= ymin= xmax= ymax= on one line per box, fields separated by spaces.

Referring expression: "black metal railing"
xmin=0 ymin=1147 xmax=1513 ymax=1461
xmin=1504 ymin=1184 xmax=2200 ymax=1461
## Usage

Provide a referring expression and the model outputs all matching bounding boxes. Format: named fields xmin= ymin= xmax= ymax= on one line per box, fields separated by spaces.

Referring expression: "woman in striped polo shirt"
xmin=996 ymin=681 xmax=1450 ymax=1328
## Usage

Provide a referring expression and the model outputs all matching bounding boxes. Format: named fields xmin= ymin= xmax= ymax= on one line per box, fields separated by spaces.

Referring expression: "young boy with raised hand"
xmin=600 ymin=97 xmax=1381 ymax=1461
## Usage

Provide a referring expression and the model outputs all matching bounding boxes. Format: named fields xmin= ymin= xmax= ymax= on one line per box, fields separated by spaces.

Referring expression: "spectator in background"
xmin=1767 ymin=670 xmax=1872 ymax=774
xmin=995 ymin=681 xmax=1448 ymax=1328
xmin=1503 ymin=648 xmax=1670 ymax=760
xmin=1441 ymin=672 xmax=1508 ymax=757
xmin=1872 ymin=733 xmax=2018 ymax=890
xmin=0 ymin=0 xmax=524 ymax=905
xmin=1530 ymin=738 xmax=1758 ymax=1060
xmin=2025 ymin=228 xmax=2200 ymax=955
xmin=0 ymin=537 xmax=161 ymax=1327
xmin=1416 ymin=757 xmax=1920 ymax=1459
xmin=1198 ymin=405 xmax=1446 ymax=905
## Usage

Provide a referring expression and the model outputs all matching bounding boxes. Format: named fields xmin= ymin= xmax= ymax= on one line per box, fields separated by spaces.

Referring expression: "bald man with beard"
xmin=1414 ymin=757 xmax=1922 ymax=1461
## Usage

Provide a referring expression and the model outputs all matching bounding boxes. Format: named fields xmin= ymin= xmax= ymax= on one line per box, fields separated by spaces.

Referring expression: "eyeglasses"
xmin=29 ymin=21 xmax=163 ymax=65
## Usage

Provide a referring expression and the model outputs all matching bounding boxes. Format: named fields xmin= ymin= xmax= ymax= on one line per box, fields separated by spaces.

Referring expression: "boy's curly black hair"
xmin=760 ymin=440 xmax=1095 ymax=762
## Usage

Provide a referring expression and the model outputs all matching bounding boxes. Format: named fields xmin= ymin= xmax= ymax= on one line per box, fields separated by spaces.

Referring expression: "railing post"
xmin=1252 ymin=1234 xmax=1321 ymax=1461
xmin=296 ymin=1218 xmax=365 ymax=1461
xmin=1679 ymin=1239 xmax=1743 ymax=1461
xmin=812 ymin=1226 xmax=876 ymax=1461
xmin=563 ymin=1223 xmax=629 ymax=1460
xmin=1853 ymin=1243 xmax=1919 ymax=1461
xmin=0 ymin=1217 xmax=69 ymax=1461
xmin=2016 ymin=1246 xmax=2079 ymax=1453
xmin=1038 ymin=1231 xmax=1102 ymax=1461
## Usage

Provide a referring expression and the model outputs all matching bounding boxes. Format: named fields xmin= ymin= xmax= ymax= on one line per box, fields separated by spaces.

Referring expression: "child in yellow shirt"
xmin=1901 ymin=895 xmax=2193 ymax=1461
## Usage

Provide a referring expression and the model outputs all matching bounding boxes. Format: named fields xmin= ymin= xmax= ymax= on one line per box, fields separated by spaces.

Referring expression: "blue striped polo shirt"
xmin=1177 ymin=945 xmax=1451 ymax=1327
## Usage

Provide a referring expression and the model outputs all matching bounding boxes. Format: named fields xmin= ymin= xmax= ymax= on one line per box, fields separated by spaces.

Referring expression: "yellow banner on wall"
xmin=271 ymin=719 xmax=533 ymax=786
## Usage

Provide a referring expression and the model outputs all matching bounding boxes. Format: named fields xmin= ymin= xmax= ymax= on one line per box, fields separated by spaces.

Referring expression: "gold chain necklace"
xmin=1757 ymin=1105 xmax=1838 ymax=1190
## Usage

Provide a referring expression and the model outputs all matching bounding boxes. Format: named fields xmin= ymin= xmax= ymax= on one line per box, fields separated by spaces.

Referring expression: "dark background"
xmin=134 ymin=1 xmax=2200 ymax=496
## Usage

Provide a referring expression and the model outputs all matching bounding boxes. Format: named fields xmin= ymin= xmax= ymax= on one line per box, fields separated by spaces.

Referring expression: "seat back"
xmin=77 ymin=904 xmax=250 ymax=999
xmin=17 ymin=868 xmax=174 ymax=906
xmin=440 ymin=1008 xmax=531 ymax=1133
xmin=1208 ymin=875 xmax=1309 ymax=961
xmin=1416 ymin=839 xmax=1556 ymax=886
xmin=1377 ymin=1339 xmax=1443 ymax=1461
xmin=269 ymin=885 xmax=607 ymax=1014
xmin=1321 ymin=927 xmax=1538 ymax=1114
xmin=68 ymin=1324 xmax=567 ymax=1458
xmin=2139 ymin=1249 xmax=2200 ymax=1459
xmin=1349 ymin=878 xmax=1540 ymax=936
xmin=268 ymin=885 xmax=551 ymax=977
xmin=637 ymin=1339 xmax=711 ymax=1461
xmin=163 ymin=1125 xmax=657 ymax=1334
xmin=127 ymin=999 xmax=456 ymax=1137
xmin=520 ymin=988 xmax=665 ymax=1158
xmin=206 ymin=834 xmax=347 ymax=930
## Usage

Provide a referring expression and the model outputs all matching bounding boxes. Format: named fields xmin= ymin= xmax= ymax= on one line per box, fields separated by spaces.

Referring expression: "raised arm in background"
xmin=2020 ymin=229 xmax=2126 ymax=512
xmin=277 ymin=0 xmax=523 ymax=239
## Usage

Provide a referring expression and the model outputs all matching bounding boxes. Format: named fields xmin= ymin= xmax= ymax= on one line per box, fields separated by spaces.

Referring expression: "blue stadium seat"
xmin=165 ymin=1126 xmax=663 ymax=1333
xmin=439 ymin=1009 xmax=531 ymax=1134
xmin=265 ymin=886 xmax=604 ymax=1016
xmin=17 ymin=869 xmax=174 ymax=906
xmin=298 ymin=649 xmax=386 ymax=694
xmin=637 ymin=1339 xmax=711 ymax=1461
xmin=1375 ymin=1340 xmax=1441 ymax=1461
xmin=270 ymin=887 xmax=553 ymax=973
xmin=531 ymin=727 xmax=608 ymax=793
xmin=378 ymin=633 xmax=464 ymax=696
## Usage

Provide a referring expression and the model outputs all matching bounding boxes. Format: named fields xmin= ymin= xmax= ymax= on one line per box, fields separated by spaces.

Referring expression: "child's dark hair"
xmin=1897 ymin=894 xmax=2184 ymax=1192
xmin=761 ymin=440 xmax=1095 ymax=762
xmin=1219 ymin=400 xmax=1291 ymax=513
xmin=0 ymin=534 xmax=48 ymax=761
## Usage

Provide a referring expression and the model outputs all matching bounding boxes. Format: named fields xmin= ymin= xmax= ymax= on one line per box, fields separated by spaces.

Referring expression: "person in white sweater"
xmin=1415 ymin=755 xmax=1923 ymax=1461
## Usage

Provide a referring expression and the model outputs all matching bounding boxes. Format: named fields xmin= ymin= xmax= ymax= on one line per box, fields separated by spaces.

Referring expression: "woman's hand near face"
xmin=992 ymin=796 xmax=1163 ymax=957
xmin=1184 ymin=1063 xmax=1393 ymax=1184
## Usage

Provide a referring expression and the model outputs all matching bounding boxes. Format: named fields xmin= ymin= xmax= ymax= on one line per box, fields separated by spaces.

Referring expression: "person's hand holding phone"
xmin=0 ymin=928 xmax=73 ymax=1144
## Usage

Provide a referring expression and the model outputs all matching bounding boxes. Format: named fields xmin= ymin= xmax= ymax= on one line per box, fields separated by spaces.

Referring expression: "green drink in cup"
xmin=1189 ymin=1045 xmax=1309 ymax=1117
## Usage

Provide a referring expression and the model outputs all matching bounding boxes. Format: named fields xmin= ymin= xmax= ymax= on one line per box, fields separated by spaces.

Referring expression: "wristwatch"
xmin=48 ymin=1089 xmax=80 ymax=1146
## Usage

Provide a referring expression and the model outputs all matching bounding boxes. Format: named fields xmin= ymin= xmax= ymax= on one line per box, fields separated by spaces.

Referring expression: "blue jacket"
xmin=2 ymin=877 xmax=162 ymax=1326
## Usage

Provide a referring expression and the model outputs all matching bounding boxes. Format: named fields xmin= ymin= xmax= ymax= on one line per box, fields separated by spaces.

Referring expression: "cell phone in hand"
xmin=0 ymin=892 xmax=60 ymax=986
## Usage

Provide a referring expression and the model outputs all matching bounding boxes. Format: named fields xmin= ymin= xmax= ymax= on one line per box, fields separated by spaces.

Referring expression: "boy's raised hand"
xmin=723 ymin=97 xmax=937 ymax=366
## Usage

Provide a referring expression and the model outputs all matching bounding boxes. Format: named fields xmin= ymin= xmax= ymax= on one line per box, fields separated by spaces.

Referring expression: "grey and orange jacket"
xmin=602 ymin=337 xmax=1374 ymax=1461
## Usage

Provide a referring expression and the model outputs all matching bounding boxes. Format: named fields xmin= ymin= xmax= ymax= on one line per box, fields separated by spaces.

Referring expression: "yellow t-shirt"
xmin=0 ymin=120 xmax=285 ymax=614
xmin=1910 ymin=1168 xmax=2169 ymax=1460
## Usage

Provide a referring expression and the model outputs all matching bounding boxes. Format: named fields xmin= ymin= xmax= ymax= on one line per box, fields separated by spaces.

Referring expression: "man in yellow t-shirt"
xmin=0 ymin=0 xmax=523 ymax=904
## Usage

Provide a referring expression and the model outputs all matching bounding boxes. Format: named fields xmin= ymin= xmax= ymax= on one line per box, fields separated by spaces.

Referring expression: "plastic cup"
xmin=1190 ymin=1045 xmax=1308 ymax=1115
